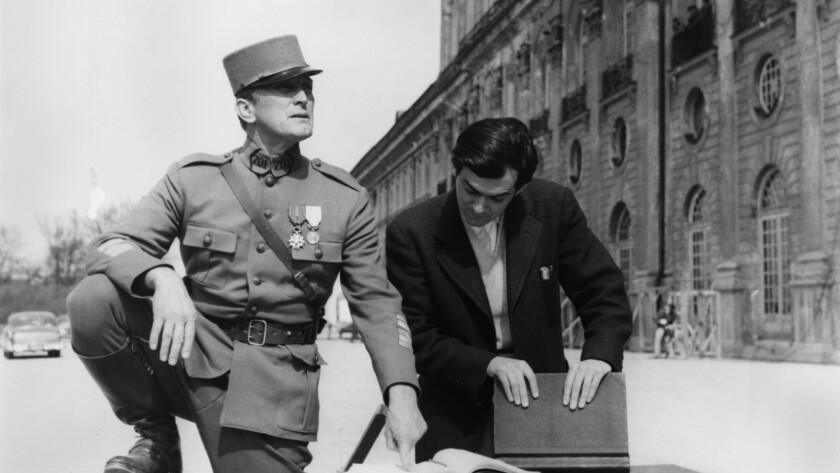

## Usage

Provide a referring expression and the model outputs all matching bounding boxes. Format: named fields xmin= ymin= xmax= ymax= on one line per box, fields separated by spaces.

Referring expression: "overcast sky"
xmin=0 ymin=0 xmax=441 ymax=260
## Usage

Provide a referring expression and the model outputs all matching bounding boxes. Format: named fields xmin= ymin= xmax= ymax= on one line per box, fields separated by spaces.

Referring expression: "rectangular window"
xmin=623 ymin=0 xmax=635 ymax=56
xmin=618 ymin=246 xmax=631 ymax=291
xmin=760 ymin=214 xmax=791 ymax=316
xmin=690 ymin=228 xmax=711 ymax=290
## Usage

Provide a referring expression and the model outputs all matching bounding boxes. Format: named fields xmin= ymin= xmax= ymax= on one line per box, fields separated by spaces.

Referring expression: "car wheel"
xmin=4 ymin=351 xmax=13 ymax=359
xmin=48 ymin=350 xmax=60 ymax=358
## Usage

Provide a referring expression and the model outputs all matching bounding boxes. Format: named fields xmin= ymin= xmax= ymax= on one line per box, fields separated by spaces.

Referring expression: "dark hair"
xmin=450 ymin=117 xmax=539 ymax=189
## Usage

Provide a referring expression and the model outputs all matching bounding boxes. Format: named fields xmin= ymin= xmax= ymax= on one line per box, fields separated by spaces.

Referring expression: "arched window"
xmin=611 ymin=203 xmax=632 ymax=289
xmin=686 ymin=187 xmax=711 ymax=290
xmin=757 ymin=167 xmax=791 ymax=317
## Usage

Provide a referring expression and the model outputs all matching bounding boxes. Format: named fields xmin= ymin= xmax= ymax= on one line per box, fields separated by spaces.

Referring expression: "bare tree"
xmin=38 ymin=211 xmax=87 ymax=286
xmin=0 ymin=225 xmax=22 ymax=282
xmin=34 ymin=201 xmax=135 ymax=286
xmin=91 ymin=198 xmax=134 ymax=233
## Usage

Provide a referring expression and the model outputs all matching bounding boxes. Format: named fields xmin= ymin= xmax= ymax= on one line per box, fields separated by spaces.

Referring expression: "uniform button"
xmin=263 ymin=209 xmax=273 ymax=219
xmin=265 ymin=175 xmax=276 ymax=187
xmin=314 ymin=160 xmax=322 ymax=167
xmin=317 ymin=306 xmax=326 ymax=316
xmin=224 ymin=152 xmax=231 ymax=158
xmin=314 ymin=247 xmax=323 ymax=259
xmin=256 ymin=243 xmax=266 ymax=253
xmin=252 ymin=277 xmax=262 ymax=285
xmin=202 ymin=234 xmax=212 ymax=247
xmin=250 ymin=305 xmax=258 ymax=314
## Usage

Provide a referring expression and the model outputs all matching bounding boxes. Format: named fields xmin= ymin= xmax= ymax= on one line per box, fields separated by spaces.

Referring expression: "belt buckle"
xmin=247 ymin=319 xmax=268 ymax=346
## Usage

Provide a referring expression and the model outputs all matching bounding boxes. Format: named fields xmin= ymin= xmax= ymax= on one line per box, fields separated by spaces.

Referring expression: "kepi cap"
xmin=223 ymin=35 xmax=322 ymax=96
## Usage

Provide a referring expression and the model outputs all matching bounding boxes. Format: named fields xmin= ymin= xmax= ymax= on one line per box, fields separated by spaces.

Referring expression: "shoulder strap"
xmin=219 ymin=162 xmax=321 ymax=304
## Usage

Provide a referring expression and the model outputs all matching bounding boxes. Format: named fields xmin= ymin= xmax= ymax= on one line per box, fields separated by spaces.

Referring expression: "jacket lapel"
xmin=435 ymin=192 xmax=492 ymax=318
xmin=504 ymin=193 xmax=542 ymax=314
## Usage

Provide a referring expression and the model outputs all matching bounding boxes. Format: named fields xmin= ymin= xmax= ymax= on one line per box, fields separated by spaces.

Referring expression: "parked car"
xmin=56 ymin=314 xmax=71 ymax=339
xmin=2 ymin=311 xmax=62 ymax=359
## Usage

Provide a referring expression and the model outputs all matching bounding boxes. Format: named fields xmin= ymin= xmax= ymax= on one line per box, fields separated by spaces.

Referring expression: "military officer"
xmin=66 ymin=35 xmax=425 ymax=473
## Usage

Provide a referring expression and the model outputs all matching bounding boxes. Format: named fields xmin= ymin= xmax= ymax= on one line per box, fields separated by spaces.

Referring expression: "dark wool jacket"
xmin=386 ymin=178 xmax=632 ymax=458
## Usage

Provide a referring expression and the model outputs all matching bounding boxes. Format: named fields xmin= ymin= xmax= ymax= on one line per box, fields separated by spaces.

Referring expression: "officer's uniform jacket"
xmin=86 ymin=138 xmax=418 ymax=441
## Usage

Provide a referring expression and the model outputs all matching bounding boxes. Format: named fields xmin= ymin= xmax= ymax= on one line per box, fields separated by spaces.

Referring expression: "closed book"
xmin=493 ymin=372 xmax=629 ymax=469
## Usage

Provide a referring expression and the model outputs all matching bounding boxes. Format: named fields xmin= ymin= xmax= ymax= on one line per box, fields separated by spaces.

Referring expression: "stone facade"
xmin=352 ymin=0 xmax=840 ymax=363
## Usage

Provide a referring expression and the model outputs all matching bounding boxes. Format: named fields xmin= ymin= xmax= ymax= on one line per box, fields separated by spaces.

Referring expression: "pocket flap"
xmin=287 ymin=344 xmax=326 ymax=366
xmin=183 ymin=224 xmax=238 ymax=253
xmin=290 ymin=241 xmax=342 ymax=263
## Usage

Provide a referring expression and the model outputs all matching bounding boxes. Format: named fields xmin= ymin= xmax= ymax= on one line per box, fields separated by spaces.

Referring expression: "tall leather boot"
xmin=77 ymin=337 xmax=182 ymax=473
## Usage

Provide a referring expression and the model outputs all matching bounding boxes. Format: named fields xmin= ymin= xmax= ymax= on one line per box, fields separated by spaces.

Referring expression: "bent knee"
xmin=66 ymin=275 xmax=122 ymax=338
xmin=67 ymin=275 xmax=120 ymax=318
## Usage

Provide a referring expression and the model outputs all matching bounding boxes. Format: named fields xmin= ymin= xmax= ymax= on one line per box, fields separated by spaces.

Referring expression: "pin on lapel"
xmin=540 ymin=266 xmax=551 ymax=280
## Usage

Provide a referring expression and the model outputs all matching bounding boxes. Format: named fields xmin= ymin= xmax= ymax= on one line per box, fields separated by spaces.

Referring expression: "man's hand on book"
xmin=487 ymin=357 xmax=539 ymax=408
xmin=562 ymin=359 xmax=610 ymax=410
xmin=384 ymin=384 xmax=427 ymax=469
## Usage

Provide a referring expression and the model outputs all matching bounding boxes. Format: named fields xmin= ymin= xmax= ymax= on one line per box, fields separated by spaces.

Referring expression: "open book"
xmin=345 ymin=449 xmax=530 ymax=473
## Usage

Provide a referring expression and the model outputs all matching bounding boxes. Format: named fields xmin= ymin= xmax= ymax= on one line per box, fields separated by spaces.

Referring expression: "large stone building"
xmin=351 ymin=0 xmax=840 ymax=363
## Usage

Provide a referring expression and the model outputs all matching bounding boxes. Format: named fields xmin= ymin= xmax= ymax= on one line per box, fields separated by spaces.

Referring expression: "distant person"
xmin=700 ymin=0 xmax=713 ymax=18
xmin=386 ymin=118 xmax=633 ymax=460
xmin=687 ymin=5 xmax=700 ymax=27
xmin=653 ymin=297 xmax=678 ymax=358
xmin=67 ymin=35 xmax=425 ymax=473
xmin=672 ymin=17 xmax=684 ymax=34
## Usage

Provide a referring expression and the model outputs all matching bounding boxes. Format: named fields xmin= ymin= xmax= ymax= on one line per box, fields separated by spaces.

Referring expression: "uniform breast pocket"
xmin=182 ymin=224 xmax=238 ymax=290
xmin=285 ymin=241 xmax=343 ymax=297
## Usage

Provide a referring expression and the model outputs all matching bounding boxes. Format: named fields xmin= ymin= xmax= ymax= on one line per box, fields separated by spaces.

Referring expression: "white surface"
xmin=1 ymin=339 xmax=839 ymax=473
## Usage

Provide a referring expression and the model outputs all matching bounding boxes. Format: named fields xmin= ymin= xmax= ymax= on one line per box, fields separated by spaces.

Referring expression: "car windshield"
xmin=9 ymin=313 xmax=56 ymax=327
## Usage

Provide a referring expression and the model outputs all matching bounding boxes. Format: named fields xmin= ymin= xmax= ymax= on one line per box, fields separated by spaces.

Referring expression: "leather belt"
xmin=219 ymin=318 xmax=323 ymax=346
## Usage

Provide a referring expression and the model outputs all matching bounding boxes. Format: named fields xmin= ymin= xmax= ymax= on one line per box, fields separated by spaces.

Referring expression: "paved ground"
xmin=1 ymin=338 xmax=839 ymax=473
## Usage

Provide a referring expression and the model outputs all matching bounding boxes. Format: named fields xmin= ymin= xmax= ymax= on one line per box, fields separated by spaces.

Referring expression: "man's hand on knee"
xmin=384 ymin=384 xmax=426 ymax=470
xmin=145 ymin=267 xmax=198 ymax=365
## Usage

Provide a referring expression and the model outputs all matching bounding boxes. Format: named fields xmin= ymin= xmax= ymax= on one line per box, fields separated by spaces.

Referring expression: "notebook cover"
xmin=493 ymin=372 xmax=628 ymax=456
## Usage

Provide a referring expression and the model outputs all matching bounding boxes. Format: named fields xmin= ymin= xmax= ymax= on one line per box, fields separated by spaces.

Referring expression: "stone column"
xmin=789 ymin=251 xmax=833 ymax=346
xmin=796 ymin=0 xmax=826 ymax=251
xmin=714 ymin=0 xmax=739 ymax=259
xmin=634 ymin=0 xmax=662 ymax=276
xmin=440 ymin=0 xmax=454 ymax=68
xmin=713 ymin=260 xmax=750 ymax=358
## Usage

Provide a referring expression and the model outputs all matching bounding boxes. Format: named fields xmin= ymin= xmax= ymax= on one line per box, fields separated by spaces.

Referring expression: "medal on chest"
xmin=305 ymin=206 xmax=322 ymax=245
xmin=288 ymin=205 xmax=306 ymax=250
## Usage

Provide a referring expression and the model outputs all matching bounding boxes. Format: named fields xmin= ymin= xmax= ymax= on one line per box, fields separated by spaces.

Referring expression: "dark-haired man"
xmin=386 ymin=117 xmax=632 ymax=460
xmin=67 ymin=35 xmax=425 ymax=473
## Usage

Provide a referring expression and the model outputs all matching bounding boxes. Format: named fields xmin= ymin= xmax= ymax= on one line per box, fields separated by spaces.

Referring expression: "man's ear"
xmin=235 ymin=97 xmax=257 ymax=126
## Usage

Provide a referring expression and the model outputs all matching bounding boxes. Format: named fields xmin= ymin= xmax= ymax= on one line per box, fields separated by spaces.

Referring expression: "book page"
xmin=346 ymin=460 xmax=453 ymax=473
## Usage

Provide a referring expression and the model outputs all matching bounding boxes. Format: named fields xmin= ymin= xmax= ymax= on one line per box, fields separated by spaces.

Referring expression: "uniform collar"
xmin=237 ymin=137 xmax=302 ymax=178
